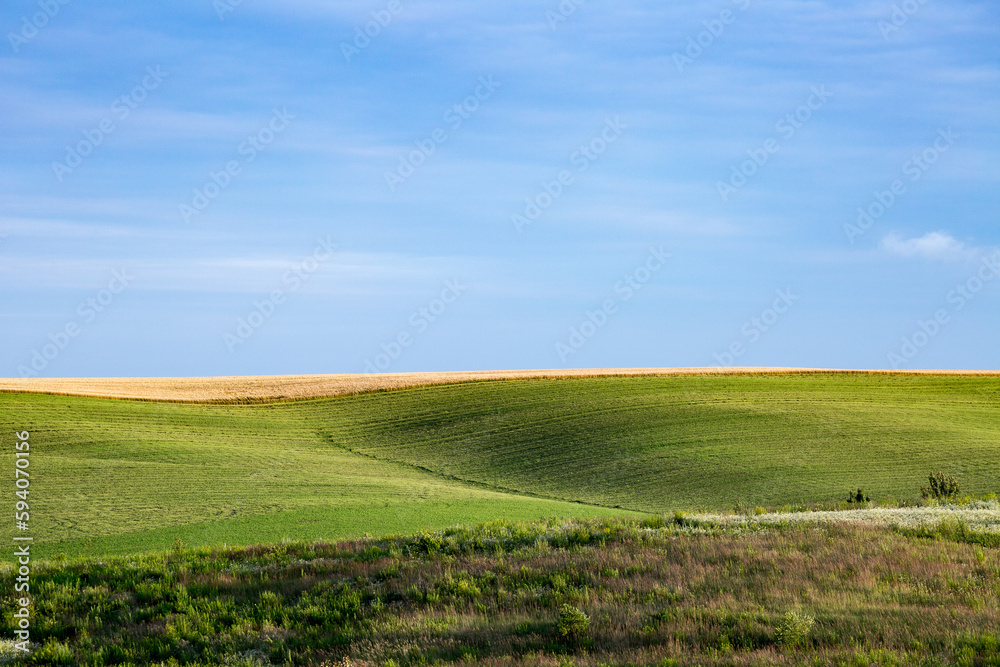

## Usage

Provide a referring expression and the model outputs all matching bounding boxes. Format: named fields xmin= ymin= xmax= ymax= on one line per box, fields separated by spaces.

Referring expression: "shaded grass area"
xmin=2 ymin=373 xmax=999 ymax=557
xmin=2 ymin=517 xmax=999 ymax=666
xmin=316 ymin=374 xmax=1000 ymax=512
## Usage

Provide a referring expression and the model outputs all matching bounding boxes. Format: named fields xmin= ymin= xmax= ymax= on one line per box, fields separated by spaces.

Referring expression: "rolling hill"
xmin=2 ymin=370 xmax=998 ymax=558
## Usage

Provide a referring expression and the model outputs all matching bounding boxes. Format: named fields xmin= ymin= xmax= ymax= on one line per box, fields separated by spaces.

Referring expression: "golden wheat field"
xmin=1 ymin=367 xmax=999 ymax=402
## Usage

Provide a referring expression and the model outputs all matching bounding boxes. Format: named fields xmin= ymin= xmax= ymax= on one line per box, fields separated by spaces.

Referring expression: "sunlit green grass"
xmin=2 ymin=372 xmax=998 ymax=558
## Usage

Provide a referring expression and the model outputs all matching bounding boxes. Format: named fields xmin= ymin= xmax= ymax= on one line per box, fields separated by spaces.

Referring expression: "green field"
xmin=3 ymin=373 xmax=999 ymax=558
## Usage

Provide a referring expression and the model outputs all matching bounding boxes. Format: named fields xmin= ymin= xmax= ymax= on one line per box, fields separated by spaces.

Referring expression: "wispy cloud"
xmin=0 ymin=251 xmax=480 ymax=294
xmin=880 ymin=231 xmax=973 ymax=260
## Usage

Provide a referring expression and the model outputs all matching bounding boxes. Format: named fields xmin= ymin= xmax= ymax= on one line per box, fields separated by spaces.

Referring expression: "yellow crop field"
xmin=2 ymin=367 xmax=998 ymax=402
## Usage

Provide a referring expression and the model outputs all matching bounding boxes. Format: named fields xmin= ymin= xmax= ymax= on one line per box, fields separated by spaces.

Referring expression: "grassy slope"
xmin=321 ymin=373 xmax=1000 ymax=510
xmin=2 ymin=518 xmax=998 ymax=666
xmin=1 ymin=392 xmax=628 ymax=559
xmin=3 ymin=372 xmax=999 ymax=557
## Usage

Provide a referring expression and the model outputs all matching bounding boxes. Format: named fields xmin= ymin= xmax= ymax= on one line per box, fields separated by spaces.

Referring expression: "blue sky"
xmin=2 ymin=0 xmax=998 ymax=377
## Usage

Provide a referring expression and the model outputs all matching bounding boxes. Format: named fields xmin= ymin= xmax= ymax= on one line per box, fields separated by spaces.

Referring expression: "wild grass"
xmin=1 ymin=516 xmax=999 ymax=666
xmin=700 ymin=498 xmax=1000 ymax=539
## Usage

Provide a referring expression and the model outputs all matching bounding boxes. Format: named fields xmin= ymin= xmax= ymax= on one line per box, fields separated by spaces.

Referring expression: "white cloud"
xmin=880 ymin=231 xmax=972 ymax=260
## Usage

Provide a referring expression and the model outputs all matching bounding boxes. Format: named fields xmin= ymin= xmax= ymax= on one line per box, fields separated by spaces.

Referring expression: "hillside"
xmin=2 ymin=372 xmax=999 ymax=558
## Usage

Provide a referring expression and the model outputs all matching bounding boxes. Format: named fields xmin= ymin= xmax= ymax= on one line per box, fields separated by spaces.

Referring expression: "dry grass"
xmin=2 ymin=367 xmax=998 ymax=403
xmin=696 ymin=500 xmax=1000 ymax=534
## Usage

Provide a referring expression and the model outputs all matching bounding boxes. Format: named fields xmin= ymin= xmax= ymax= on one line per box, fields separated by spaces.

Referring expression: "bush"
xmin=922 ymin=471 xmax=960 ymax=500
xmin=847 ymin=488 xmax=869 ymax=504
xmin=557 ymin=604 xmax=590 ymax=639
xmin=32 ymin=638 xmax=75 ymax=664
xmin=774 ymin=610 xmax=814 ymax=647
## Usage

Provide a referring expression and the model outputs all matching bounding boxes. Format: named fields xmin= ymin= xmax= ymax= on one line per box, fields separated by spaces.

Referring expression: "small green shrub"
xmin=922 ymin=471 xmax=960 ymax=500
xmin=774 ymin=610 xmax=814 ymax=647
xmin=847 ymin=488 xmax=869 ymax=504
xmin=557 ymin=604 xmax=590 ymax=639
xmin=32 ymin=638 xmax=74 ymax=664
